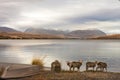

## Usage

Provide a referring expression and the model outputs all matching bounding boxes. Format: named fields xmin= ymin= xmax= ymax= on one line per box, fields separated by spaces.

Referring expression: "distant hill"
xmin=91 ymin=34 xmax=120 ymax=39
xmin=0 ymin=27 xmax=19 ymax=32
xmin=0 ymin=27 xmax=110 ymax=39
xmin=25 ymin=28 xmax=106 ymax=39
xmin=0 ymin=32 xmax=66 ymax=39
xmin=68 ymin=29 xmax=106 ymax=39
xmin=0 ymin=27 xmax=66 ymax=39
xmin=25 ymin=28 xmax=69 ymax=37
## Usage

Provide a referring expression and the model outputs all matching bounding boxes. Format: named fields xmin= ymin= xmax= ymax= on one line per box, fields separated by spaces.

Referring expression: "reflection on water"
xmin=0 ymin=45 xmax=33 ymax=64
xmin=0 ymin=40 xmax=120 ymax=72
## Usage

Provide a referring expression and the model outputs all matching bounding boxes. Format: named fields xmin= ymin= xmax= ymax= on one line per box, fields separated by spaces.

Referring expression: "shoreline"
xmin=14 ymin=71 xmax=120 ymax=80
xmin=0 ymin=38 xmax=120 ymax=40
xmin=0 ymin=63 xmax=120 ymax=80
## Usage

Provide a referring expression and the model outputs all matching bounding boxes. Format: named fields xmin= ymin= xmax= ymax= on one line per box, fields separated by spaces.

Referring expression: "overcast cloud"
xmin=0 ymin=0 xmax=120 ymax=34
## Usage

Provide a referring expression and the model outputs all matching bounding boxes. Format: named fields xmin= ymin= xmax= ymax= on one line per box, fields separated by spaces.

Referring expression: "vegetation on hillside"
xmin=0 ymin=32 xmax=65 ymax=39
xmin=90 ymin=34 xmax=120 ymax=39
xmin=0 ymin=32 xmax=120 ymax=39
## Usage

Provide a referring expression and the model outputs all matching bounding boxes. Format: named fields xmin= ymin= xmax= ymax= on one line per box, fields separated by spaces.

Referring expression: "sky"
xmin=0 ymin=0 xmax=120 ymax=34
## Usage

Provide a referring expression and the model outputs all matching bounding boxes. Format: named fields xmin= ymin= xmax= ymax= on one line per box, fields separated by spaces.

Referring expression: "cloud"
xmin=67 ymin=8 xmax=120 ymax=24
xmin=0 ymin=0 xmax=120 ymax=33
xmin=0 ymin=0 xmax=23 ymax=27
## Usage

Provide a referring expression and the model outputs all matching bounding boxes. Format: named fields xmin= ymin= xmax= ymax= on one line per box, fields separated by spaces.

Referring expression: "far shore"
xmin=0 ymin=38 xmax=120 ymax=40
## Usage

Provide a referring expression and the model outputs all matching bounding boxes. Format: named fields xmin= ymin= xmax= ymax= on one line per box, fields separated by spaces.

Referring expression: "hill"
xmin=91 ymin=34 xmax=120 ymax=39
xmin=25 ymin=28 xmax=68 ymax=36
xmin=0 ymin=27 xmax=19 ymax=32
xmin=0 ymin=32 xmax=66 ymax=39
xmin=0 ymin=27 xmax=66 ymax=39
xmin=25 ymin=28 xmax=106 ymax=39
xmin=67 ymin=29 xmax=106 ymax=39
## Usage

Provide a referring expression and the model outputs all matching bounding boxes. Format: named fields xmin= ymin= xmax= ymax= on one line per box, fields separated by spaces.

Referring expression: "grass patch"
xmin=21 ymin=71 xmax=120 ymax=80
xmin=31 ymin=56 xmax=46 ymax=68
xmin=32 ymin=58 xmax=44 ymax=68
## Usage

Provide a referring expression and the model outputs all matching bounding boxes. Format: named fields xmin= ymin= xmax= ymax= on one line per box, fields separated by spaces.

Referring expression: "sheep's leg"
xmin=70 ymin=67 xmax=71 ymax=71
xmin=51 ymin=66 xmax=53 ymax=71
xmin=97 ymin=67 xmax=101 ymax=71
xmin=86 ymin=67 xmax=88 ymax=71
xmin=77 ymin=67 xmax=79 ymax=72
xmin=103 ymin=68 xmax=104 ymax=72
xmin=102 ymin=68 xmax=104 ymax=71
xmin=93 ymin=67 xmax=94 ymax=71
xmin=105 ymin=68 xmax=107 ymax=72
xmin=78 ymin=67 xmax=80 ymax=72
xmin=96 ymin=67 xmax=98 ymax=71
xmin=78 ymin=68 xmax=79 ymax=72
xmin=100 ymin=68 xmax=101 ymax=71
xmin=101 ymin=68 xmax=103 ymax=72
xmin=73 ymin=67 xmax=75 ymax=71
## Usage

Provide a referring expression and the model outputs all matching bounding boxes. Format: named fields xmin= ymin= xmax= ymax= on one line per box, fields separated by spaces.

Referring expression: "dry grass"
xmin=17 ymin=71 xmax=120 ymax=80
xmin=91 ymin=34 xmax=120 ymax=39
xmin=31 ymin=58 xmax=44 ymax=68
xmin=0 ymin=32 xmax=66 ymax=39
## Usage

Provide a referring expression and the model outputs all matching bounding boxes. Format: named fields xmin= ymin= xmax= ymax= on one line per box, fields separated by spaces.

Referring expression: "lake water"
xmin=0 ymin=40 xmax=120 ymax=72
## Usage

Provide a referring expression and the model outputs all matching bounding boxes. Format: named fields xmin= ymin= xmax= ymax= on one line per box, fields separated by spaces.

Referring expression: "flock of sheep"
xmin=51 ymin=60 xmax=107 ymax=72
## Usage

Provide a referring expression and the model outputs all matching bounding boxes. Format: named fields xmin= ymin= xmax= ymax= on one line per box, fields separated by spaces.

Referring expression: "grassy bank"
xmin=15 ymin=71 xmax=120 ymax=80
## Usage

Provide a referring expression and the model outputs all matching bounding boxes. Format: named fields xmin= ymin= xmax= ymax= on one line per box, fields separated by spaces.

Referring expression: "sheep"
xmin=86 ymin=61 xmax=97 ymax=71
xmin=96 ymin=62 xmax=107 ymax=72
xmin=51 ymin=60 xmax=61 ymax=72
xmin=67 ymin=60 xmax=82 ymax=72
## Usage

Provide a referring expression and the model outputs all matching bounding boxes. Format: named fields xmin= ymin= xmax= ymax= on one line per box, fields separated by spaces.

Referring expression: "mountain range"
xmin=0 ymin=27 xmax=119 ymax=39
xmin=25 ymin=28 xmax=106 ymax=39
xmin=0 ymin=27 xmax=19 ymax=32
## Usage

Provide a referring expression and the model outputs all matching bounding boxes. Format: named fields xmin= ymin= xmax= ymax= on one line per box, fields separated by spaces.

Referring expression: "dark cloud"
xmin=39 ymin=8 xmax=120 ymax=31
xmin=67 ymin=8 xmax=120 ymax=24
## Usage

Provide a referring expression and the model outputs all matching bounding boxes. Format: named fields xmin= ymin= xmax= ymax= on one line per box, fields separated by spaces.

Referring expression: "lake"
xmin=0 ymin=40 xmax=120 ymax=72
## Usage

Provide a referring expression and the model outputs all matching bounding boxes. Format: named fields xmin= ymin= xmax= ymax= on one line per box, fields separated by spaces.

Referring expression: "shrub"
xmin=32 ymin=58 xmax=44 ymax=68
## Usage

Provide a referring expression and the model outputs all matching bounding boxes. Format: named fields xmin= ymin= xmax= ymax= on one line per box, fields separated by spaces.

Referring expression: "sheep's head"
xmin=95 ymin=61 xmax=98 ymax=64
xmin=66 ymin=61 xmax=71 ymax=66
xmin=55 ymin=60 xmax=59 ymax=63
xmin=79 ymin=60 xmax=83 ymax=63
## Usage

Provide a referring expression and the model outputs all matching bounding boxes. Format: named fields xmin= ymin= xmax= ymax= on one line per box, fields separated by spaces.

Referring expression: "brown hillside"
xmin=91 ymin=34 xmax=120 ymax=39
xmin=0 ymin=32 xmax=66 ymax=39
